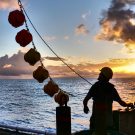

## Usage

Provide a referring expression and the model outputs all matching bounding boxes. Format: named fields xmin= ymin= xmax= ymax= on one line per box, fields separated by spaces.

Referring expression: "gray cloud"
xmin=0 ymin=51 xmax=36 ymax=77
xmin=44 ymin=56 xmax=66 ymax=61
xmin=75 ymin=24 xmax=89 ymax=35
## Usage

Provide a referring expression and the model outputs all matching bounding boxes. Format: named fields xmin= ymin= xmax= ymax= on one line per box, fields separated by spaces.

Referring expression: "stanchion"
xmin=56 ymin=105 xmax=71 ymax=135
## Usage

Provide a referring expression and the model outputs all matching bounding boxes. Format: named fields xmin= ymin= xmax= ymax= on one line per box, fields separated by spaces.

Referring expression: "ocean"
xmin=0 ymin=78 xmax=135 ymax=134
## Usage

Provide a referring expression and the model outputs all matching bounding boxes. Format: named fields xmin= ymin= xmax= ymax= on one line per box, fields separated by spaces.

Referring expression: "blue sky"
xmin=1 ymin=0 xmax=135 ymax=78
xmin=0 ymin=0 xmax=120 ymax=59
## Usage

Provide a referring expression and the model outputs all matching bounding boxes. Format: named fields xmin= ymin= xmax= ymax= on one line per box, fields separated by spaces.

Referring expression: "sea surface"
xmin=0 ymin=78 xmax=135 ymax=134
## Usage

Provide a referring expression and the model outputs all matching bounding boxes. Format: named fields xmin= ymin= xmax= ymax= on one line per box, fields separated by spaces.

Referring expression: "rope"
xmin=18 ymin=0 xmax=47 ymax=69
xmin=18 ymin=0 xmax=93 ymax=85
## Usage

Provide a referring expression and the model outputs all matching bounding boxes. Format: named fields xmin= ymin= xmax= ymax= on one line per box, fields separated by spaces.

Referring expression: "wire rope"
xmin=18 ymin=0 xmax=93 ymax=86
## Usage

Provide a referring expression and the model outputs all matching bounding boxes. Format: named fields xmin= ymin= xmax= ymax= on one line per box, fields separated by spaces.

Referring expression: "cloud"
xmin=77 ymin=40 xmax=87 ymax=45
xmin=47 ymin=58 xmax=135 ymax=78
xmin=44 ymin=36 xmax=56 ymax=42
xmin=44 ymin=56 xmax=66 ymax=61
xmin=75 ymin=24 xmax=89 ymax=35
xmin=3 ymin=64 xmax=13 ymax=68
xmin=0 ymin=0 xmax=19 ymax=10
xmin=0 ymin=51 xmax=36 ymax=77
xmin=96 ymin=0 xmax=135 ymax=52
xmin=82 ymin=10 xmax=91 ymax=20
xmin=64 ymin=36 xmax=69 ymax=40
xmin=19 ymin=47 xmax=30 ymax=53
xmin=0 ymin=51 xmax=135 ymax=78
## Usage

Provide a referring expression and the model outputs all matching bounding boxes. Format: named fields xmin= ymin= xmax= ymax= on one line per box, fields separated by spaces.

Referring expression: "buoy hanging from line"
xmin=16 ymin=29 xmax=33 ymax=47
xmin=33 ymin=66 xmax=49 ymax=83
xmin=8 ymin=0 xmax=69 ymax=106
xmin=8 ymin=10 xmax=25 ymax=28
xmin=24 ymin=48 xmax=41 ymax=66
xmin=43 ymin=79 xmax=59 ymax=97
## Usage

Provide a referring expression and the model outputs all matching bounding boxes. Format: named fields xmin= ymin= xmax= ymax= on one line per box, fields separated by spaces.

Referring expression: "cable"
xmin=18 ymin=0 xmax=92 ymax=85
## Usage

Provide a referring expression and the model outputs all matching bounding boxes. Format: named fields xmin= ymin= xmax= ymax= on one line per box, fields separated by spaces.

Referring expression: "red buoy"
xmin=15 ymin=29 xmax=32 ymax=47
xmin=8 ymin=10 xmax=25 ymax=28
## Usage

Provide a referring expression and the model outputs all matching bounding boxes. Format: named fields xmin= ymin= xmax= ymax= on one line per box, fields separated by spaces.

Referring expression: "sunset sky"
xmin=1 ymin=0 xmax=135 ymax=79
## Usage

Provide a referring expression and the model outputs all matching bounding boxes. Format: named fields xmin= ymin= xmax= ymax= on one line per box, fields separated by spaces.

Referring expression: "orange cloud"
xmin=0 ymin=51 xmax=135 ymax=78
xmin=0 ymin=0 xmax=19 ymax=10
xmin=3 ymin=64 xmax=13 ymax=68
xmin=47 ymin=58 xmax=135 ymax=78
xmin=96 ymin=0 xmax=135 ymax=52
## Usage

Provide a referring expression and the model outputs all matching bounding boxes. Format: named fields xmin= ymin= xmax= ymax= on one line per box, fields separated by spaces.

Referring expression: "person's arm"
xmin=83 ymin=85 xmax=95 ymax=114
xmin=83 ymin=92 xmax=91 ymax=107
xmin=83 ymin=93 xmax=90 ymax=114
xmin=118 ymin=99 xmax=133 ymax=107
xmin=113 ymin=88 xmax=133 ymax=107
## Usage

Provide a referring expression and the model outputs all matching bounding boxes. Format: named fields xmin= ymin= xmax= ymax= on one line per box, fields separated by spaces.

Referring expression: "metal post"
xmin=56 ymin=106 xmax=71 ymax=135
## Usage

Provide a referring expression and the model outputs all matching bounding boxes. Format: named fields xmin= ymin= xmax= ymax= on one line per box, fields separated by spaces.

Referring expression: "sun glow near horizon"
xmin=113 ymin=63 xmax=135 ymax=74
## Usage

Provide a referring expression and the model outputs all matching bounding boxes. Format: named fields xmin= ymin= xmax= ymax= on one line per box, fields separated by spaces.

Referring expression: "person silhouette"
xmin=83 ymin=67 xmax=133 ymax=135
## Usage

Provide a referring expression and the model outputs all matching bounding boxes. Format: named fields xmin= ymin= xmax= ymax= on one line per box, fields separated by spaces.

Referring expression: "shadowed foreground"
xmin=0 ymin=127 xmax=55 ymax=135
xmin=0 ymin=129 xmax=28 ymax=135
xmin=73 ymin=130 xmax=127 ymax=135
xmin=0 ymin=128 xmax=128 ymax=135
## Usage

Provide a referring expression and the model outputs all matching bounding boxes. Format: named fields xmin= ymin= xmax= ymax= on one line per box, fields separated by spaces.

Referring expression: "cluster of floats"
xmin=7 ymin=2 xmax=70 ymax=135
xmin=8 ymin=9 xmax=69 ymax=107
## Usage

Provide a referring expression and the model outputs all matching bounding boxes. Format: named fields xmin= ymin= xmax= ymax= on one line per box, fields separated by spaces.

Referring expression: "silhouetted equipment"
xmin=16 ymin=29 xmax=33 ymax=47
xmin=43 ymin=80 xmax=59 ymax=97
xmin=8 ymin=10 xmax=25 ymax=28
xmin=54 ymin=90 xmax=69 ymax=106
xmin=113 ymin=105 xmax=135 ymax=135
xmin=33 ymin=66 xmax=49 ymax=83
xmin=24 ymin=48 xmax=41 ymax=66
xmin=113 ymin=110 xmax=119 ymax=131
xmin=119 ymin=110 xmax=135 ymax=135
xmin=56 ymin=106 xmax=71 ymax=135
xmin=74 ymin=130 xmax=126 ymax=135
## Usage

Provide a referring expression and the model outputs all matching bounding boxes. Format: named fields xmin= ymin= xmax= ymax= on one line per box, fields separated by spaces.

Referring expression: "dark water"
xmin=0 ymin=78 xmax=135 ymax=133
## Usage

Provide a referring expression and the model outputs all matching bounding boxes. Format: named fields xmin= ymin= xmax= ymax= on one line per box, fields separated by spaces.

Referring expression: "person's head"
xmin=98 ymin=67 xmax=113 ymax=81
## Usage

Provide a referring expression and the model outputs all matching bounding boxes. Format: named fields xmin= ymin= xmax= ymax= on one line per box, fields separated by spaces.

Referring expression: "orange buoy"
xmin=16 ymin=29 xmax=32 ymax=47
xmin=24 ymin=48 xmax=41 ymax=66
xmin=54 ymin=91 xmax=69 ymax=106
xmin=43 ymin=80 xmax=59 ymax=97
xmin=8 ymin=10 xmax=25 ymax=28
xmin=33 ymin=66 xmax=49 ymax=83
